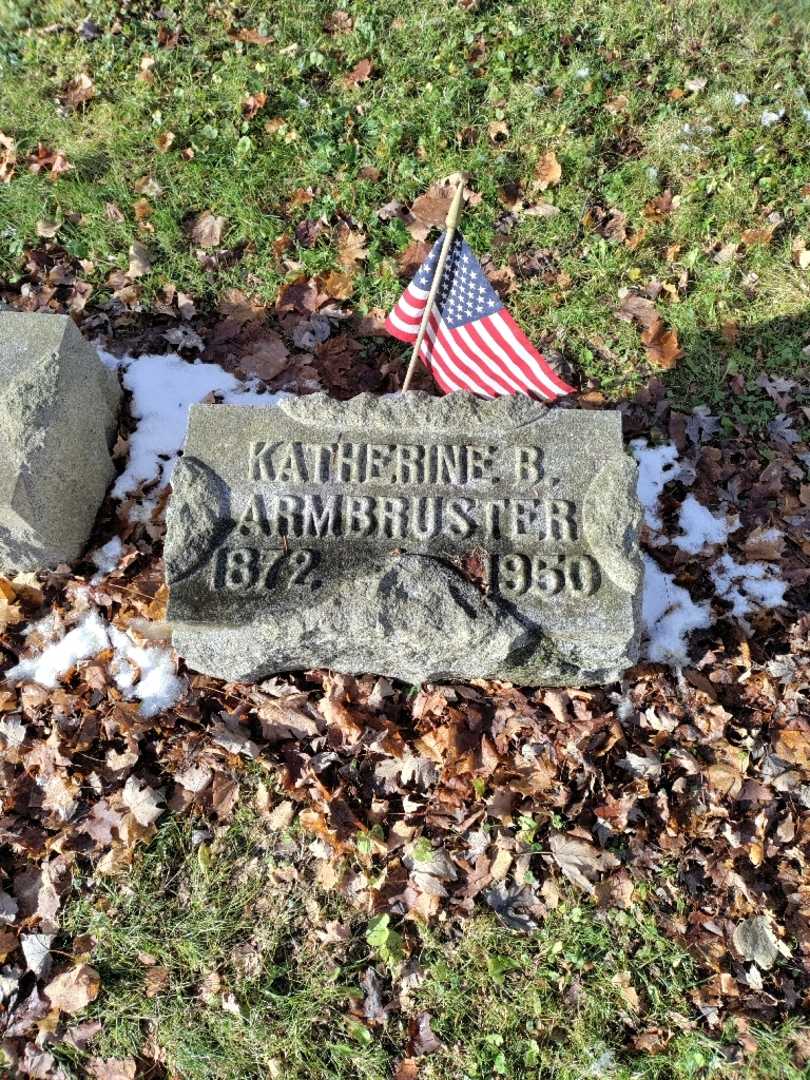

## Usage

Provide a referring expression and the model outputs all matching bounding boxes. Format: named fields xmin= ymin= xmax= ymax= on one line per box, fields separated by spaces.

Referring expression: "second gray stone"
xmin=0 ymin=312 xmax=121 ymax=572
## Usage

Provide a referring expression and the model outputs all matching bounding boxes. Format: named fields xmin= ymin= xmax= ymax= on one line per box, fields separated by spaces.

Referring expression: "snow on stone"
xmin=99 ymin=351 xmax=279 ymax=500
xmin=6 ymin=610 xmax=184 ymax=718
xmin=630 ymin=440 xmax=680 ymax=531
xmin=711 ymin=554 xmax=786 ymax=619
xmin=673 ymin=494 xmax=738 ymax=554
xmin=641 ymin=555 xmax=712 ymax=665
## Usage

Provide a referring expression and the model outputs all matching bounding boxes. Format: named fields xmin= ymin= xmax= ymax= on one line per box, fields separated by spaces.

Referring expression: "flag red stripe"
xmin=462 ymin=320 xmax=545 ymax=398
xmin=419 ymin=321 xmax=460 ymax=393
xmin=385 ymin=255 xmax=573 ymax=399
xmin=475 ymin=316 xmax=560 ymax=401
xmin=454 ymin=322 xmax=532 ymax=396
xmin=437 ymin=317 xmax=518 ymax=397
xmin=424 ymin=312 xmax=496 ymax=397
xmin=496 ymin=310 xmax=574 ymax=395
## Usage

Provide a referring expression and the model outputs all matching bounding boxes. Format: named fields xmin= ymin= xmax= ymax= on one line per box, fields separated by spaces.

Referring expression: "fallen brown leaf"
xmin=487 ymin=119 xmax=509 ymax=143
xmin=0 ymin=131 xmax=17 ymax=183
xmin=643 ymin=190 xmax=678 ymax=220
xmin=325 ymin=11 xmax=353 ymax=33
xmin=44 ymin=964 xmax=101 ymax=1014
xmin=337 ymin=224 xmax=368 ymax=269
xmin=243 ymin=91 xmax=267 ymax=119
xmin=345 ymin=58 xmax=373 ymax=86
xmin=535 ymin=150 xmax=562 ymax=191
xmin=63 ymin=73 xmax=96 ymax=110
xmin=191 ymin=210 xmax=226 ymax=248
xmin=127 ymin=241 xmax=152 ymax=279
xmin=322 ymin=269 xmax=355 ymax=299
xmin=27 ymin=145 xmax=73 ymax=179
xmin=641 ymin=320 xmax=683 ymax=370
xmin=155 ymin=131 xmax=175 ymax=153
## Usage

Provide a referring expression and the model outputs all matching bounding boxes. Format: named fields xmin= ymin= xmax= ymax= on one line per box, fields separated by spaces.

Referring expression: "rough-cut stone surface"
xmin=166 ymin=393 xmax=643 ymax=685
xmin=0 ymin=313 xmax=121 ymax=571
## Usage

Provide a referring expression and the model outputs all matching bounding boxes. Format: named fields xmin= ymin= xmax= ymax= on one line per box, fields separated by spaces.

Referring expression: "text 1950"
xmin=490 ymin=553 xmax=600 ymax=599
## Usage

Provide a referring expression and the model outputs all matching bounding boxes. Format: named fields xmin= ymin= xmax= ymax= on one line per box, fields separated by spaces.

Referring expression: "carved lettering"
xmin=302 ymin=493 xmax=339 ymax=538
xmin=515 ymin=445 xmax=543 ymax=483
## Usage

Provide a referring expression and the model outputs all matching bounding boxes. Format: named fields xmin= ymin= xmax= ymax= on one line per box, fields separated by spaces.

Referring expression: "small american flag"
xmin=386 ymin=232 xmax=573 ymax=400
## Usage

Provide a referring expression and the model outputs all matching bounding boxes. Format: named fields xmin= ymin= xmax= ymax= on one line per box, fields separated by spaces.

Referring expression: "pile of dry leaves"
xmin=1 ymin=186 xmax=809 ymax=1075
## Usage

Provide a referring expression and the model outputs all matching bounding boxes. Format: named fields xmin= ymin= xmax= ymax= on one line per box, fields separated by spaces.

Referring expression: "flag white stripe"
xmin=420 ymin=339 xmax=462 ymax=393
xmin=491 ymin=312 xmax=564 ymax=397
xmin=454 ymin=323 xmax=532 ymax=396
xmin=474 ymin=319 xmax=555 ymax=399
xmin=424 ymin=313 xmax=496 ymax=397
xmin=397 ymin=296 xmax=425 ymax=318
xmin=434 ymin=312 xmax=514 ymax=397
xmin=387 ymin=310 xmax=418 ymax=337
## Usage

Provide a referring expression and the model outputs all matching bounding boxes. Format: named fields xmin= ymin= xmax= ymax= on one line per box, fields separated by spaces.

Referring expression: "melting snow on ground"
xmin=633 ymin=440 xmax=785 ymax=665
xmin=89 ymin=536 xmax=124 ymax=581
xmin=642 ymin=555 xmax=712 ymax=665
xmin=630 ymin=440 xmax=680 ymax=531
xmin=673 ymin=494 xmax=738 ymax=554
xmin=711 ymin=555 xmax=786 ymax=620
xmin=6 ymin=611 xmax=184 ymax=718
xmin=99 ymin=350 xmax=280 ymax=503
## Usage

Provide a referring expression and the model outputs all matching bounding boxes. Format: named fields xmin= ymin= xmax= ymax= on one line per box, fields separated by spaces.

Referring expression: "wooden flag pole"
xmin=401 ymin=181 xmax=464 ymax=392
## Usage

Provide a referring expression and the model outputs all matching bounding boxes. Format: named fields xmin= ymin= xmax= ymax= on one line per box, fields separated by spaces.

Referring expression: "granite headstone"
xmin=0 ymin=312 xmax=121 ymax=572
xmin=165 ymin=393 xmax=643 ymax=685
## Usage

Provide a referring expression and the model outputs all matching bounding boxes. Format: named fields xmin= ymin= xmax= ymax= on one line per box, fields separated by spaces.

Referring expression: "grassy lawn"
xmin=2 ymin=1 xmax=810 ymax=1077
xmin=1 ymin=0 xmax=809 ymax=414
xmin=57 ymin=797 xmax=806 ymax=1080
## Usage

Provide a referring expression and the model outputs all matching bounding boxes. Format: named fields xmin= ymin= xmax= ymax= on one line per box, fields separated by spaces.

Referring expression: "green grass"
xmin=54 ymin=803 xmax=808 ymax=1079
xmin=1 ymin=0 xmax=809 ymax=420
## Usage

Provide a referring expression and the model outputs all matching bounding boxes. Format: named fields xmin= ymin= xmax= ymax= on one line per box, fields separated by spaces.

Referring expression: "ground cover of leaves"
xmin=1 ymin=0 xmax=810 ymax=1077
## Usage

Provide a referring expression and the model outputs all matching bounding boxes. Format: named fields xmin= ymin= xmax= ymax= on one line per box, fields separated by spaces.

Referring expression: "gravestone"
xmin=166 ymin=393 xmax=643 ymax=685
xmin=0 ymin=312 xmax=121 ymax=572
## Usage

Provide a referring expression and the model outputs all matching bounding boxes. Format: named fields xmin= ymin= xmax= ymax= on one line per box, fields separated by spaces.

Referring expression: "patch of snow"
xmin=108 ymin=625 xmax=185 ymax=718
xmin=732 ymin=92 xmax=750 ymax=107
xmin=631 ymin=440 xmax=680 ymax=531
xmin=97 ymin=350 xmax=281 ymax=501
xmin=7 ymin=612 xmax=110 ymax=687
xmin=802 ymin=108 xmax=810 ymax=123
xmin=761 ymin=108 xmax=784 ymax=127
xmin=711 ymin=554 xmax=786 ymax=619
xmin=90 ymin=536 xmax=123 ymax=581
xmin=6 ymin=610 xmax=184 ymax=718
xmin=673 ymin=494 xmax=737 ymax=554
xmin=575 ymin=66 xmax=590 ymax=78
xmin=642 ymin=555 xmax=712 ymax=665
